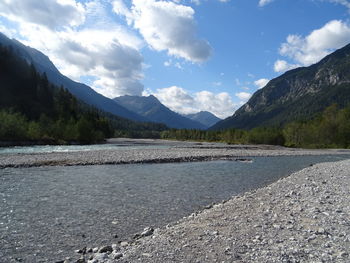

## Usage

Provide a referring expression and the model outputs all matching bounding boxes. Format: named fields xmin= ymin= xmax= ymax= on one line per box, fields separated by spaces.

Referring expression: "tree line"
xmin=161 ymin=104 xmax=350 ymax=148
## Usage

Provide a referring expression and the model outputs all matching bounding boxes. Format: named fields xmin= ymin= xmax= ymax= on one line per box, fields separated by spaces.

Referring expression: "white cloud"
xmin=235 ymin=92 xmax=252 ymax=101
xmin=154 ymin=86 xmax=196 ymax=114
xmin=327 ymin=0 xmax=350 ymax=11
xmin=163 ymin=59 xmax=184 ymax=69
xmin=0 ymin=0 xmax=146 ymax=98
xmin=279 ymin=20 xmax=350 ymax=66
xmin=124 ymin=0 xmax=212 ymax=63
xmin=258 ymin=0 xmax=274 ymax=7
xmin=254 ymin=78 xmax=269 ymax=89
xmin=154 ymin=86 xmax=236 ymax=118
xmin=112 ymin=0 xmax=131 ymax=17
xmin=0 ymin=0 xmax=85 ymax=30
xmin=273 ymin=60 xmax=299 ymax=73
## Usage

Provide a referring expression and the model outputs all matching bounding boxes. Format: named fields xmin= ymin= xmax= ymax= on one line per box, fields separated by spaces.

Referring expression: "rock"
xmin=75 ymin=247 xmax=86 ymax=254
xmin=120 ymin=241 xmax=129 ymax=247
xmin=98 ymin=245 xmax=113 ymax=253
xmin=141 ymin=227 xmax=154 ymax=237
xmin=75 ymin=258 xmax=86 ymax=263
xmin=111 ymin=243 xmax=119 ymax=251
xmin=142 ymin=253 xmax=152 ymax=258
xmin=93 ymin=253 xmax=108 ymax=261
xmin=113 ymin=252 xmax=123 ymax=259
xmin=339 ymin=251 xmax=348 ymax=257
xmin=316 ymin=228 xmax=325 ymax=235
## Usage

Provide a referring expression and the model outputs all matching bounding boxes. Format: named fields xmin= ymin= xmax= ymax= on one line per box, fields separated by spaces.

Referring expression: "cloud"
xmin=279 ymin=20 xmax=350 ymax=66
xmin=0 ymin=0 xmax=146 ymax=98
xmin=154 ymin=86 xmax=196 ymax=114
xmin=0 ymin=0 xmax=85 ymax=30
xmin=273 ymin=60 xmax=299 ymax=73
xmin=254 ymin=78 xmax=270 ymax=89
xmin=154 ymin=86 xmax=236 ymax=118
xmin=122 ymin=0 xmax=212 ymax=63
xmin=163 ymin=59 xmax=184 ymax=69
xmin=258 ymin=0 xmax=274 ymax=7
xmin=274 ymin=20 xmax=350 ymax=72
xmin=327 ymin=0 xmax=350 ymax=11
xmin=235 ymin=92 xmax=252 ymax=101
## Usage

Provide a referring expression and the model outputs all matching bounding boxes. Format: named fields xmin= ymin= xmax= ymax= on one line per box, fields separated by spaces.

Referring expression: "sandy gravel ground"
xmin=79 ymin=159 xmax=350 ymax=263
xmin=1 ymin=143 xmax=349 ymax=168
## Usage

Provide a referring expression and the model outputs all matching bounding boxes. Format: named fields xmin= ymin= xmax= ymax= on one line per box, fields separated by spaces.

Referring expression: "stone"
xmin=99 ymin=245 xmax=113 ymax=253
xmin=316 ymin=228 xmax=325 ymax=235
xmin=111 ymin=243 xmax=119 ymax=251
xmin=94 ymin=253 xmax=108 ymax=261
xmin=113 ymin=252 xmax=123 ymax=259
xmin=141 ymin=227 xmax=154 ymax=237
xmin=142 ymin=253 xmax=152 ymax=258
xmin=120 ymin=241 xmax=129 ymax=247
xmin=75 ymin=258 xmax=86 ymax=263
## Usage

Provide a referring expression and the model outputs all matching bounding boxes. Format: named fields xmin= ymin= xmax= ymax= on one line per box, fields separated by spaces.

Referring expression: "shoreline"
xmin=1 ymin=142 xmax=350 ymax=169
xmin=81 ymin=158 xmax=350 ymax=263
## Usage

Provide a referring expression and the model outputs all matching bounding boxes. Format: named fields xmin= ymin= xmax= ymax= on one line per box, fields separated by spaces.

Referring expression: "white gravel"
xmin=1 ymin=144 xmax=349 ymax=168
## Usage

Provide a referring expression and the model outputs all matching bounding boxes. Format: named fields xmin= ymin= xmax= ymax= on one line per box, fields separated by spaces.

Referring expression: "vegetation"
xmin=161 ymin=104 xmax=350 ymax=149
xmin=0 ymin=45 xmax=166 ymax=144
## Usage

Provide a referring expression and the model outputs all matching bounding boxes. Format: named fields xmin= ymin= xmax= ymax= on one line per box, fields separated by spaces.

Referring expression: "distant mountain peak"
xmin=114 ymin=95 xmax=207 ymax=129
xmin=184 ymin=111 xmax=221 ymax=128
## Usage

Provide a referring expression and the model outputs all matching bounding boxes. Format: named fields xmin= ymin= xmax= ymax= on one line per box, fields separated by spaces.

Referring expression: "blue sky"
xmin=1 ymin=0 xmax=350 ymax=118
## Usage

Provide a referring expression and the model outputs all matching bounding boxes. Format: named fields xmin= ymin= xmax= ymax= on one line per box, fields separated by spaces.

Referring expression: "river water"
xmin=0 ymin=155 xmax=348 ymax=262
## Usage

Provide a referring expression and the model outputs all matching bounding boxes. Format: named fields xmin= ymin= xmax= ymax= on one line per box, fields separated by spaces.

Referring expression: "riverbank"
xmin=1 ymin=140 xmax=350 ymax=168
xmin=82 ymin=158 xmax=350 ymax=263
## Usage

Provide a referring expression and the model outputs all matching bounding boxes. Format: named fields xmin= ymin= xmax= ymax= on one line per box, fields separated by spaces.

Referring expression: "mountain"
xmin=0 ymin=44 xmax=167 ymax=144
xmin=212 ymin=43 xmax=350 ymax=130
xmin=184 ymin=111 xmax=221 ymax=128
xmin=114 ymin=95 xmax=207 ymax=129
xmin=0 ymin=33 xmax=148 ymax=123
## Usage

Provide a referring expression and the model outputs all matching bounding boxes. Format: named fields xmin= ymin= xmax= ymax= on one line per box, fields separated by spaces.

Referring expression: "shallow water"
xmin=0 ymin=155 xmax=348 ymax=262
xmin=0 ymin=144 xmax=169 ymax=155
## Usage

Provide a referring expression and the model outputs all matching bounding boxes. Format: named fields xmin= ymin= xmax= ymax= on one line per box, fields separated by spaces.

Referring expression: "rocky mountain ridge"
xmin=212 ymin=43 xmax=350 ymax=130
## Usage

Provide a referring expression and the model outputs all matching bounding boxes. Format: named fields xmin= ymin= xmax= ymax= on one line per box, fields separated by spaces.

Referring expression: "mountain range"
xmin=2 ymin=32 xmax=350 ymax=133
xmin=0 ymin=33 xmax=217 ymax=129
xmin=212 ymin=43 xmax=350 ymax=130
xmin=0 ymin=33 xmax=149 ymax=123
xmin=114 ymin=95 xmax=213 ymax=129
xmin=184 ymin=111 xmax=221 ymax=128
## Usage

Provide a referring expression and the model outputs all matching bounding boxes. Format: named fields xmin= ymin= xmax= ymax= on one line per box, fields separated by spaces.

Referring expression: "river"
xmin=0 ymin=154 xmax=348 ymax=262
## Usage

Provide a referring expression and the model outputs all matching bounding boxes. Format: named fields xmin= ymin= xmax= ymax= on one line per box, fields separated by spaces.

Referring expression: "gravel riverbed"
xmin=1 ymin=143 xmax=349 ymax=168
xmin=74 ymin=158 xmax=350 ymax=263
xmin=1 ymin=141 xmax=350 ymax=262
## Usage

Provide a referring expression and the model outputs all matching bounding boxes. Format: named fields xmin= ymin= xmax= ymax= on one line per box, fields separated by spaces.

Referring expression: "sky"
xmin=1 ymin=0 xmax=350 ymax=118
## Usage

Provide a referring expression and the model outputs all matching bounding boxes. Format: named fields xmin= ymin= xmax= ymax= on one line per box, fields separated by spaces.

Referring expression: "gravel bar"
xmin=73 ymin=158 xmax=350 ymax=263
xmin=1 ymin=145 xmax=350 ymax=168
